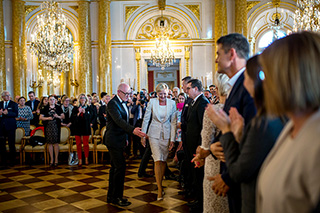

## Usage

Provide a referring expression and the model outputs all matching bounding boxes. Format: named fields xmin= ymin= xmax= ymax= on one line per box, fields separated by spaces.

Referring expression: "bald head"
xmin=117 ymin=83 xmax=131 ymax=101
xmin=118 ymin=83 xmax=130 ymax=92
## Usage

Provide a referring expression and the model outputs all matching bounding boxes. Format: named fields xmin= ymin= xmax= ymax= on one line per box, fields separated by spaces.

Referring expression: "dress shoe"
xmin=138 ymin=173 xmax=154 ymax=178
xmin=107 ymin=196 xmax=113 ymax=203
xmin=112 ymin=198 xmax=131 ymax=207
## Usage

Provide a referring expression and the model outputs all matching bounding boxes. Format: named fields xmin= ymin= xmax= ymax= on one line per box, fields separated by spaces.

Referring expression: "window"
xmin=257 ymin=30 xmax=286 ymax=53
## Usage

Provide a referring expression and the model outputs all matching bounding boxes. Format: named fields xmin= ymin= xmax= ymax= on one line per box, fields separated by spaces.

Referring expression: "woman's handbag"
xmin=29 ymin=135 xmax=46 ymax=147
xmin=68 ymin=152 xmax=79 ymax=166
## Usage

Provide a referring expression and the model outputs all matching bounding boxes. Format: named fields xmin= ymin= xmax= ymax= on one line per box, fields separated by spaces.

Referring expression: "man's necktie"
xmin=4 ymin=101 xmax=8 ymax=109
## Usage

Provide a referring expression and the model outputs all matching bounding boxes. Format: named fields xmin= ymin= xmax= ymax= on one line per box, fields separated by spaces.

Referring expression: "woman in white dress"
xmin=141 ymin=83 xmax=177 ymax=201
xmin=192 ymin=73 xmax=230 ymax=213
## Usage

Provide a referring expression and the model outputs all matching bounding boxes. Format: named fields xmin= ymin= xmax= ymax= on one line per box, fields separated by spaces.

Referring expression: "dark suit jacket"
xmin=90 ymin=104 xmax=98 ymax=131
xmin=220 ymin=72 xmax=256 ymax=187
xmin=26 ymin=100 xmax=40 ymax=125
xmin=98 ymin=105 xmax=107 ymax=129
xmin=131 ymin=103 xmax=146 ymax=126
xmin=215 ymin=72 xmax=256 ymax=213
xmin=0 ymin=100 xmax=18 ymax=131
xmin=186 ymin=94 xmax=209 ymax=155
xmin=220 ymin=117 xmax=284 ymax=213
xmin=180 ymin=97 xmax=193 ymax=144
xmin=104 ymin=96 xmax=135 ymax=149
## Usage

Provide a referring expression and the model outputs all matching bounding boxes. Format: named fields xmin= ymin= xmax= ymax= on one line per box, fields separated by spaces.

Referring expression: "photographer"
xmin=131 ymin=93 xmax=147 ymax=159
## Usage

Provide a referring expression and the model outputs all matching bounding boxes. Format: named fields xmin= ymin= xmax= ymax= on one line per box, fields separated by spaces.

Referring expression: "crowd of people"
xmin=0 ymin=31 xmax=320 ymax=212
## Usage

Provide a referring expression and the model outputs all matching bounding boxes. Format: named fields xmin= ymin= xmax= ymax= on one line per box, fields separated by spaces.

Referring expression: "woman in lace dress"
xmin=16 ymin=97 xmax=33 ymax=135
xmin=192 ymin=73 xmax=230 ymax=213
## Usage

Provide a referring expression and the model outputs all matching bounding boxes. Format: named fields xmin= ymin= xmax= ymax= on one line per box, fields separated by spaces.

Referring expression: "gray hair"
xmin=215 ymin=73 xmax=230 ymax=97
xmin=1 ymin=91 xmax=10 ymax=97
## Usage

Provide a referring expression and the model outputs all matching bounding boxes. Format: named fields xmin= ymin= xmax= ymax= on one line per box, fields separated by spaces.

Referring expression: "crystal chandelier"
xmin=268 ymin=5 xmax=284 ymax=40
xmin=150 ymin=11 xmax=175 ymax=70
xmin=29 ymin=0 xmax=73 ymax=73
xmin=293 ymin=0 xmax=320 ymax=32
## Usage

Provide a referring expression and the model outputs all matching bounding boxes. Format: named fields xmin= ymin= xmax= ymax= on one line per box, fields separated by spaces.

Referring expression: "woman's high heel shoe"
xmin=157 ymin=191 xmax=165 ymax=201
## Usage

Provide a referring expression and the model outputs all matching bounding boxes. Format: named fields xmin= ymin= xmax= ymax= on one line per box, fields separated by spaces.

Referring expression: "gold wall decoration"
xmin=184 ymin=5 xmax=200 ymax=20
xmin=69 ymin=6 xmax=79 ymax=12
xmin=185 ymin=46 xmax=190 ymax=76
xmin=0 ymin=0 xmax=5 ymax=91
xmin=235 ymin=0 xmax=247 ymax=37
xmin=12 ymin=0 xmax=26 ymax=98
xmin=158 ymin=0 xmax=166 ymax=10
xmin=99 ymin=0 xmax=112 ymax=95
xmin=247 ymin=1 xmax=260 ymax=13
xmin=125 ymin=6 xmax=140 ymax=22
xmin=25 ymin=6 xmax=38 ymax=16
xmin=78 ymin=0 xmax=92 ymax=95
xmin=272 ymin=0 xmax=280 ymax=7
xmin=135 ymin=48 xmax=141 ymax=92
xmin=215 ymin=0 xmax=228 ymax=75
xmin=136 ymin=16 xmax=190 ymax=40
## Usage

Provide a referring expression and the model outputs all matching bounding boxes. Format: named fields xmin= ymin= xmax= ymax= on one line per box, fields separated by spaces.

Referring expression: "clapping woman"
xmin=40 ymin=95 xmax=64 ymax=167
xmin=206 ymin=55 xmax=285 ymax=213
xmin=71 ymin=94 xmax=93 ymax=166
xmin=16 ymin=97 xmax=33 ymax=135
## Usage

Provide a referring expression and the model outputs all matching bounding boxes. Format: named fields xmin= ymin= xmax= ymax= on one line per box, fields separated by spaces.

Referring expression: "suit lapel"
xmin=115 ymin=97 xmax=127 ymax=122
xmin=224 ymin=73 xmax=245 ymax=113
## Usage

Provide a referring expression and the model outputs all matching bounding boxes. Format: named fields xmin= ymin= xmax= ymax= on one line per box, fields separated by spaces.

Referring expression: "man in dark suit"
xmin=104 ymin=83 xmax=146 ymax=207
xmin=98 ymin=95 xmax=110 ymax=130
xmin=0 ymin=91 xmax=18 ymax=167
xmin=210 ymin=33 xmax=256 ymax=213
xmin=185 ymin=79 xmax=209 ymax=212
xmin=179 ymin=76 xmax=193 ymax=196
xmin=25 ymin=91 xmax=40 ymax=126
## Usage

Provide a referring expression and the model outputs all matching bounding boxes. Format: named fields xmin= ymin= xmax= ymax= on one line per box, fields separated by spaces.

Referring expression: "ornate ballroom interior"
xmin=0 ymin=0 xmax=296 ymax=98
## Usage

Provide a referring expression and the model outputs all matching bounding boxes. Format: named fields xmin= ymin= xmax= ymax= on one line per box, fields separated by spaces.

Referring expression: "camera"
xmin=139 ymin=100 xmax=145 ymax=106
xmin=139 ymin=91 xmax=145 ymax=100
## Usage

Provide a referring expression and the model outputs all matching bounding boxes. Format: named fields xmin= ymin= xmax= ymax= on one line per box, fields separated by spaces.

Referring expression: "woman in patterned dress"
xmin=192 ymin=73 xmax=230 ymax=213
xmin=16 ymin=97 xmax=33 ymax=136
xmin=40 ymin=95 xmax=64 ymax=167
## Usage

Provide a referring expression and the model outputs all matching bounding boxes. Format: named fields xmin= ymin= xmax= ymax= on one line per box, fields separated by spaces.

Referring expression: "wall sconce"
xmin=70 ymin=79 xmax=79 ymax=87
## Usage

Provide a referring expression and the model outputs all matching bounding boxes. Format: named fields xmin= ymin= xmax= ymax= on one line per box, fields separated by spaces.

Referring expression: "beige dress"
xmin=257 ymin=109 xmax=320 ymax=213
xmin=201 ymin=105 xmax=229 ymax=213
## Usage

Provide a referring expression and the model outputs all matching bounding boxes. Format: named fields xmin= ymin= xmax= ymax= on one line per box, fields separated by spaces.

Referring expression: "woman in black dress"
xmin=40 ymin=95 xmax=64 ymax=167
xmin=71 ymin=94 xmax=93 ymax=166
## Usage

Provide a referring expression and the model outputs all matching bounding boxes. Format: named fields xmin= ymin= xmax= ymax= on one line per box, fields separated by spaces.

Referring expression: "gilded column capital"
xmin=0 ymin=0 xmax=5 ymax=91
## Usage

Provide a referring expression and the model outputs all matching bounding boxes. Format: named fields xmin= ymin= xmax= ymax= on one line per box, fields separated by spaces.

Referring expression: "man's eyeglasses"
xmin=119 ymin=90 xmax=131 ymax=96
